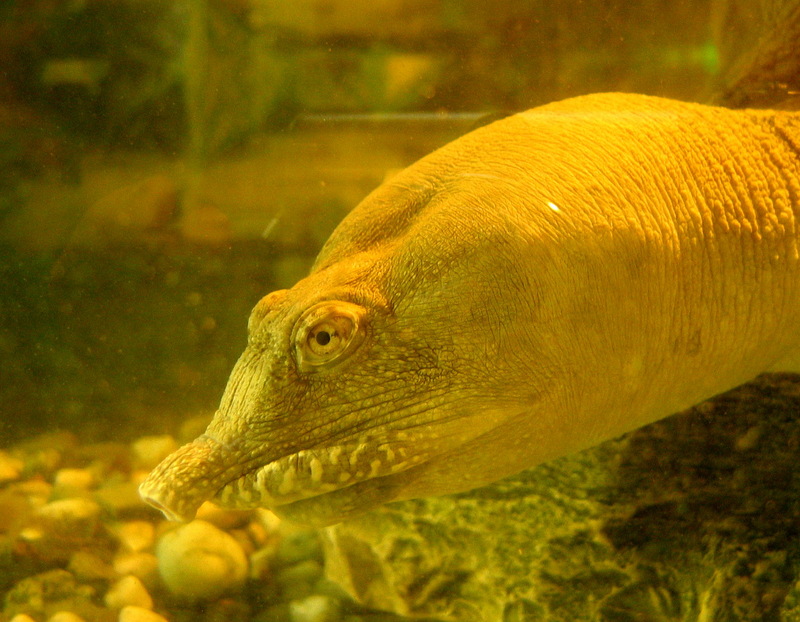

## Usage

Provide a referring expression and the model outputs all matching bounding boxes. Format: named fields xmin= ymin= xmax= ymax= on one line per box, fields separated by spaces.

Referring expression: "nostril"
xmin=140 ymin=490 xmax=186 ymax=522
xmin=139 ymin=482 xmax=187 ymax=522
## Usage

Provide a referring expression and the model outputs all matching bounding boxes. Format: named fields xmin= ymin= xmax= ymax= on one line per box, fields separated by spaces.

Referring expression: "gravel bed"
xmin=0 ymin=425 xmax=424 ymax=622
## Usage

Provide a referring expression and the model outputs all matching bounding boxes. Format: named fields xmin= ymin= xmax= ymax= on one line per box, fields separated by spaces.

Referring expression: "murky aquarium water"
xmin=3 ymin=1 xmax=800 ymax=621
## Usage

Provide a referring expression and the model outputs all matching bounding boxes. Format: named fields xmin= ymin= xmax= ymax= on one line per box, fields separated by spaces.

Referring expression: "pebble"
xmin=68 ymin=550 xmax=117 ymax=582
xmin=20 ymin=498 xmax=102 ymax=562
xmin=93 ymin=480 xmax=148 ymax=516
xmin=247 ymin=512 xmax=275 ymax=548
xmin=105 ymin=575 xmax=154 ymax=610
xmin=3 ymin=432 xmax=377 ymax=622
xmin=250 ymin=547 xmax=274 ymax=581
xmin=115 ymin=520 xmax=156 ymax=552
xmin=113 ymin=552 xmax=159 ymax=585
xmin=0 ymin=488 xmax=34 ymax=532
xmin=5 ymin=569 xmax=106 ymax=621
xmin=196 ymin=501 xmax=253 ymax=530
xmin=0 ymin=450 xmax=24 ymax=483
xmin=276 ymin=560 xmax=324 ymax=601
xmin=199 ymin=598 xmax=252 ymax=622
xmin=253 ymin=603 xmax=291 ymax=622
xmin=26 ymin=447 xmax=63 ymax=476
xmin=156 ymin=520 xmax=249 ymax=601
xmin=118 ymin=606 xmax=170 ymax=622
xmin=35 ymin=498 xmax=102 ymax=535
xmin=130 ymin=436 xmax=178 ymax=471
xmin=10 ymin=478 xmax=53 ymax=509
xmin=289 ymin=594 xmax=342 ymax=622
xmin=54 ymin=468 xmax=96 ymax=491
xmin=274 ymin=531 xmax=323 ymax=567
xmin=180 ymin=202 xmax=232 ymax=246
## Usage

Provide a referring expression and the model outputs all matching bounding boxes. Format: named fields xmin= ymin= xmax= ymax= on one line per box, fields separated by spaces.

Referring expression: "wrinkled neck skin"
xmin=140 ymin=93 xmax=800 ymax=527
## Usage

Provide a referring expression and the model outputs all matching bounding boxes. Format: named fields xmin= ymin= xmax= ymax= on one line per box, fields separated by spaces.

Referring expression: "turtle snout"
xmin=137 ymin=436 xmax=235 ymax=522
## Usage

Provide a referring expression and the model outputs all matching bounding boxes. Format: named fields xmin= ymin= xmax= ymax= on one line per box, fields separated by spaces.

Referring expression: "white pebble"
xmin=289 ymin=594 xmax=342 ymax=622
xmin=196 ymin=501 xmax=252 ymax=529
xmin=47 ymin=613 xmax=86 ymax=622
xmin=115 ymin=521 xmax=155 ymax=553
xmin=131 ymin=436 xmax=178 ymax=470
xmin=0 ymin=451 xmax=24 ymax=483
xmin=113 ymin=552 xmax=159 ymax=584
xmin=35 ymin=498 xmax=101 ymax=536
xmin=156 ymin=519 xmax=248 ymax=601
xmin=53 ymin=468 xmax=96 ymax=491
xmin=118 ymin=607 xmax=169 ymax=622
xmin=105 ymin=575 xmax=153 ymax=610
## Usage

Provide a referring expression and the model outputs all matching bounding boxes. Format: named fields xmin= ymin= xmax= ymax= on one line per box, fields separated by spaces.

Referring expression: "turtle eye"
xmin=294 ymin=301 xmax=367 ymax=371
xmin=306 ymin=318 xmax=348 ymax=356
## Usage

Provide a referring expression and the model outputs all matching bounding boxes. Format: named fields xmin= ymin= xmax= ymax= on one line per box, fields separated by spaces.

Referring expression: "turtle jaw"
xmin=211 ymin=437 xmax=429 ymax=514
xmin=138 ymin=432 xmax=432 ymax=524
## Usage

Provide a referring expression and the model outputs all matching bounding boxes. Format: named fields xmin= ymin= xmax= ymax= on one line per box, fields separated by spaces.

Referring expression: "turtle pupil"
xmin=315 ymin=331 xmax=331 ymax=346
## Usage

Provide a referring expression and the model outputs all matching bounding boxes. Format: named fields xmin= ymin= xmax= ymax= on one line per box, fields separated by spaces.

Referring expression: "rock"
xmin=252 ymin=603 xmax=291 ymax=622
xmin=117 ymin=606 xmax=169 ymax=622
xmin=0 ymin=487 xmax=34 ymax=533
xmin=105 ymin=575 xmax=153 ymax=610
xmin=94 ymin=481 xmax=150 ymax=518
xmin=254 ymin=508 xmax=282 ymax=532
xmin=35 ymin=497 xmax=101 ymax=529
xmin=0 ymin=450 xmax=24 ymax=483
xmin=8 ymin=478 xmax=53 ymax=509
xmin=68 ymin=551 xmax=117 ymax=582
xmin=74 ymin=443 xmax=132 ymax=477
xmin=14 ymin=432 xmax=77 ymax=476
xmin=275 ymin=560 xmax=324 ymax=601
xmin=195 ymin=501 xmax=253 ymax=530
xmin=199 ymin=598 xmax=252 ymax=622
xmin=3 ymin=569 xmax=108 ymax=622
xmin=19 ymin=498 xmax=103 ymax=563
xmin=249 ymin=547 xmax=273 ymax=581
xmin=72 ymin=175 xmax=180 ymax=246
xmin=112 ymin=552 xmax=159 ymax=586
xmin=322 ymin=376 xmax=800 ymax=621
xmin=713 ymin=0 xmax=800 ymax=107
xmin=130 ymin=436 xmax=178 ymax=471
xmin=114 ymin=521 xmax=155 ymax=553
xmin=179 ymin=201 xmax=232 ymax=246
xmin=288 ymin=594 xmax=342 ymax=622
xmin=274 ymin=531 xmax=323 ymax=567
xmin=53 ymin=469 xmax=96 ymax=492
xmin=156 ymin=520 xmax=248 ymax=601
xmin=248 ymin=509 xmax=280 ymax=548
xmin=47 ymin=612 xmax=86 ymax=622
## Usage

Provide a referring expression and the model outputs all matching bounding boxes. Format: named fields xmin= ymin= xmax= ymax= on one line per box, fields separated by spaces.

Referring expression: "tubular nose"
xmin=138 ymin=480 xmax=196 ymax=522
xmin=136 ymin=435 xmax=233 ymax=523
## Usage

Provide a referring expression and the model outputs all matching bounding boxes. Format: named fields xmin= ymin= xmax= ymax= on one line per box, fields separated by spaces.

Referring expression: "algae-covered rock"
xmin=323 ymin=375 xmax=800 ymax=621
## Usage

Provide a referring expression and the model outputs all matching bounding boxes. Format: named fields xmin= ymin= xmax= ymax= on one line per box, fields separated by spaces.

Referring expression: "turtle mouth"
xmin=211 ymin=437 xmax=431 ymax=518
xmin=140 ymin=408 xmax=508 ymax=526
xmin=139 ymin=430 xmax=444 ymax=525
